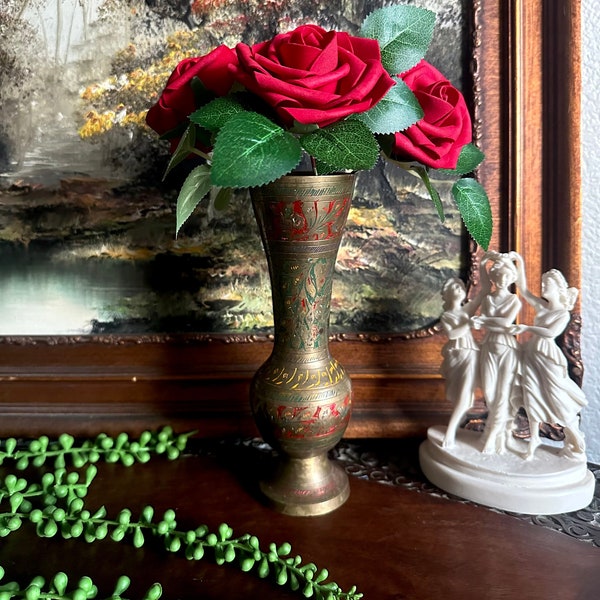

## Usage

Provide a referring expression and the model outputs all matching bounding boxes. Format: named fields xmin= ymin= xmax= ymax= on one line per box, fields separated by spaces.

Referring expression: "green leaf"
xmin=190 ymin=96 xmax=246 ymax=133
xmin=175 ymin=164 xmax=212 ymax=236
xmin=411 ymin=166 xmax=445 ymax=221
xmin=313 ymin=159 xmax=338 ymax=176
xmin=300 ymin=120 xmax=379 ymax=172
xmin=212 ymin=187 xmax=233 ymax=211
xmin=158 ymin=122 xmax=187 ymax=141
xmin=376 ymin=133 xmax=395 ymax=157
xmin=190 ymin=76 xmax=216 ymax=107
xmin=210 ymin=112 xmax=302 ymax=188
xmin=455 ymin=144 xmax=485 ymax=174
xmin=452 ymin=177 xmax=493 ymax=250
xmin=437 ymin=144 xmax=485 ymax=176
xmin=163 ymin=124 xmax=196 ymax=180
xmin=360 ymin=5 xmax=436 ymax=75
xmin=289 ymin=121 xmax=320 ymax=135
xmin=355 ymin=77 xmax=423 ymax=134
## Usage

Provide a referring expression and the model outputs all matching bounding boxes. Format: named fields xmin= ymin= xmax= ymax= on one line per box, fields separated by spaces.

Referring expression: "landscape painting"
xmin=0 ymin=0 xmax=468 ymax=336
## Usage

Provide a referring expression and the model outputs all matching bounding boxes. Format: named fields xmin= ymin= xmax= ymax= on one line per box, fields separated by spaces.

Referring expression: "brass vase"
xmin=250 ymin=174 xmax=355 ymax=516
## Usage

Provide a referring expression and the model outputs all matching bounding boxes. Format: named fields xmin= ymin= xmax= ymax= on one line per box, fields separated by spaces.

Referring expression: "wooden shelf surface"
xmin=0 ymin=438 xmax=598 ymax=599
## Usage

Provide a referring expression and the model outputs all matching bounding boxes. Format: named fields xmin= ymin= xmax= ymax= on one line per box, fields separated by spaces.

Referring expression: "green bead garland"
xmin=0 ymin=428 xmax=363 ymax=600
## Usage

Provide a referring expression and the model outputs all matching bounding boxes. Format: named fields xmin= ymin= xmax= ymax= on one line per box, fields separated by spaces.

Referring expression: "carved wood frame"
xmin=0 ymin=0 xmax=581 ymax=439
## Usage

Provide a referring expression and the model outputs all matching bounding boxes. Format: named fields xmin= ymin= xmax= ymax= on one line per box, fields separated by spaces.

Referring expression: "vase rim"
xmin=252 ymin=174 xmax=357 ymax=198
xmin=257 ymin=173 xmax=356 ymax=186
xmin=282 ymin=172 xmax=355 ymax=179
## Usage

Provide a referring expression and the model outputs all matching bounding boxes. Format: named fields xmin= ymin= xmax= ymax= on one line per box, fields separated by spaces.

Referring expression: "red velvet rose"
xmin=146 ymin=45 xmax=238 ymax=150
xmin=392 ymin=60 xmax=472 ymax=169
xmin=230 ymin=25 xmax=395 ymax=128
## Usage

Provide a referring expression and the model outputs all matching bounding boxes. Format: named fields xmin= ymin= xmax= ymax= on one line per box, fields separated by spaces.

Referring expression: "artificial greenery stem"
xmin=0 ymin=429 xmax=362 ymax=600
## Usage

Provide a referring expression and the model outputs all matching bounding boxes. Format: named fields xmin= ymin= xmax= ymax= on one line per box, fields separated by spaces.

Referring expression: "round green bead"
xmin=71 ymin=587 xmax=87 ymax=600
xmin=278 ymin=542 xmax=292 ymax=556
xmin=43 ymin=520 xmax=58 ymax=538
xmin=133 ymin=528 xmax=145 ymax=548
xmin=118 ymin=509 xmax=132 ymax=525
xmin=70 ymin=521 xmax=84 ymax=538
xmin=224 ymin=544 xmax=236 ymax=563
xmin=52 ymin=508 xmax=66 ymax=522
xmin=144 ymin=583 xmax=163 ymax=600
xmin=156 ymin=521 xmax=169 ymax=535
xmin=168 ymin=537 xmax=181 ymax=553
xmin=142 ymin=505 xmax=154 ymax=522
xmin=99 ymin=436 xmax=114 ymax=450
xmin=28 ymin=440 xmax=42 ymax=453
xmin=29 ymin=509 xmax=43 ymax=524
xmin=24 ymin=584 xmax=41 ymax=600
xmin=69 ymin=498 xmax=85 ymax=513
xmin=121 ymin=453 xmax=135 ymax=467
xmin=166 ymin=446 xmax=180 ymax=460
xmin=52 ymin=572 xmax=68 ymax=595
xmin=94 ymin=523 xmax=108 ymax=540
xmin=139 ymin=431 xmax=152 ymax=446
xmin=77 ymin=576 xmax=94 ymax=593
xmin=240 ymin=557 xmax=255 ymax=572
xmin=113 ymin=575 xmax=131 ymax=596
xmin=163 ymin=509 xmax=176 ymax=523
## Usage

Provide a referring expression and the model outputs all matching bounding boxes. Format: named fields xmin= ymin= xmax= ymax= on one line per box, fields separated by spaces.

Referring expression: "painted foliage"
xmin=0 ymin=0 xmax=468 ymax=335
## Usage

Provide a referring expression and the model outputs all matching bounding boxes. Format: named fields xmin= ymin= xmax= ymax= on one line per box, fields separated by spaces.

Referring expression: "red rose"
xmin=391 ymin=60 xmax=472 ymax=169
xmin=230 ymin=25 xmax=395 ymax=128
xmin=146 ymin=45 xmax=238 ymax=150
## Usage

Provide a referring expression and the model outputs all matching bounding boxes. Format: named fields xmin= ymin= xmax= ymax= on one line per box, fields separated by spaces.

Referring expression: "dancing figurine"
xmin=511 ymin=256 xmax=587 ymax=460
xmin=439 ymin=273 xmax=488 ymax=448
xmin=471 ymin=252 xmax=521 ymax=454
xmin=419 ymin=249 xmax=595 ymax=515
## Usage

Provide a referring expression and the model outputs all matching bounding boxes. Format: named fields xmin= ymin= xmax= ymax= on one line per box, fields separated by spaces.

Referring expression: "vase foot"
xmin=260 ymin=453 xmax=350 ymax=516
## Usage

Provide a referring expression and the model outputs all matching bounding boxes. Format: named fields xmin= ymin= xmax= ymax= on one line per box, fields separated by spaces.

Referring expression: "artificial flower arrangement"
xmin=146 ymin=4 xmax=492 ymax=249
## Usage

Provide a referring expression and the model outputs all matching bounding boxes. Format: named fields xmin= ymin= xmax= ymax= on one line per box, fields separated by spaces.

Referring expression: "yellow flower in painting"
xmin=79 ymin=111 xmax=117 ymax=139
xmin=77 ymin=24 xmax=222 ymax=143
xmin=122 ymin=111 xmax=150 ymax=129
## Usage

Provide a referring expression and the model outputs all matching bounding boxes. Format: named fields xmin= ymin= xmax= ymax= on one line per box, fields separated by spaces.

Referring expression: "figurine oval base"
xmin=419 ymin=425 xmax=596 ymax=515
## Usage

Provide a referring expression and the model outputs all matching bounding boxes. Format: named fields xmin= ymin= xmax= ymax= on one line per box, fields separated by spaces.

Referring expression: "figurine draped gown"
xmin=440 ymin=311 xmax=479 ymax=407
xmin=520 ymin=308 xmax=586 ymax=427
xmin=479 ymin=292 xmax=521 ymax=452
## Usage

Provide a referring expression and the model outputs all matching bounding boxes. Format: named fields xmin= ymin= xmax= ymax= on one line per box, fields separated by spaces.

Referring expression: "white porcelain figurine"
xmin=419 ymin=250 xmax=595 ymax=515
xmin=471 ymin=251 xmax=522 ymax=454
xmin=439 ymin=271 xmax=488 ymax=448
xmin=511 ymin=255 xmax=587 ymax=461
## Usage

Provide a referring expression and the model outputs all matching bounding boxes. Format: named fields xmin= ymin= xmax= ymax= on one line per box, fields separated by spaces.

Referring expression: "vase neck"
xmin=251 ymin=174 xmax=355 ymax=355
xmin=268 ymin=246 xmax=336 ymax=354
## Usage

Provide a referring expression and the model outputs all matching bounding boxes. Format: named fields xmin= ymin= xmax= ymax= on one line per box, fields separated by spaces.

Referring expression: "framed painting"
xmin=0 ymin=0 xmax=581 ymax=439
xmin=1 ymin=0 xmax=471 ymax=337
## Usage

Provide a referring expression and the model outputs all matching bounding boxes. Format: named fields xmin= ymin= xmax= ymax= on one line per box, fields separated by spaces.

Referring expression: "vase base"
xmin=260 ymin=454 xmax=350 ymax=516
